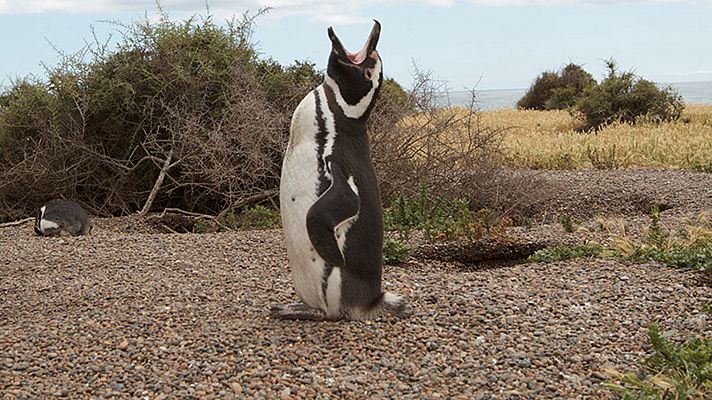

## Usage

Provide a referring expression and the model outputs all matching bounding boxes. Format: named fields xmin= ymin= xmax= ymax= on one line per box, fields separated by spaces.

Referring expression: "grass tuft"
xmin=382 ymin=238 xmax=412 ymax=265
xmin=604 ymin=324 xmax=712 ymax=399
xmin=527 ymin=244 xmax=603 ymax=263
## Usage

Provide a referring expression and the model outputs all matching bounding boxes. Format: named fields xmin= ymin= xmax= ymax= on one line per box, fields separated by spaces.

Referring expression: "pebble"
xmin=1 ymin=190 xmax=710 ymax=399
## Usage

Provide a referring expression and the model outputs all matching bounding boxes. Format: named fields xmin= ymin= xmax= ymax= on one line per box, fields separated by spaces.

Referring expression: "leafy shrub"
xmin=218 ymin=205 xmax=280 ymax=230
xmin=384 ymin=187 xmax=510 ymax=242
xmin=192 ymin=219 xmax=211 ymax=234
xmin=241 ymin=205 xmax=281 ymax=229
xmin=575 ymin=60 xmax=684 ymax=131
xmin=608 ymin=206 xmax=712 ymax=274
xmin=0 ymin=79 xmax=53 ymax=164
xmin=382 ymin=238 xmax=412 ymax=265
xmin=0 ymin=9 xmax=316 ymax=218
xmin=257 ymin=58 xmax=323 ymax=114
xmin=527 ymin=244 xmax=603 ymax=263
xmin=517 ymin=63 xmax=595 ymax=110
xmin=629 ymin=243 xmax=712 ymax=272
xmin=605 ymin=324 xmax=712 ymax=399
xmin=560 ymin=215 xmax=575 ymax=233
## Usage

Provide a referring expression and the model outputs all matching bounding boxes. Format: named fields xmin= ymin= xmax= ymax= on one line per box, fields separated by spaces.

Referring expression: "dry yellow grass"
xmin=475 ymin=104 xmax=712 ymax=170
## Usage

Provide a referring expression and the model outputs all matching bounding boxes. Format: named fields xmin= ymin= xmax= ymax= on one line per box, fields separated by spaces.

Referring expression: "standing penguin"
xmin=35 ymin=199 xmax=92 ymax=237
xmin=274 ymin=21 xmax=406 ymax=321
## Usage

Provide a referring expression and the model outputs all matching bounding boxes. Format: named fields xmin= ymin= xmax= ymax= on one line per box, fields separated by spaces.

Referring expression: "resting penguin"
xmin=35 ymin=199 xmax=92 ymax=237
xmin=273 ymin=20 xmax=406 ymax=321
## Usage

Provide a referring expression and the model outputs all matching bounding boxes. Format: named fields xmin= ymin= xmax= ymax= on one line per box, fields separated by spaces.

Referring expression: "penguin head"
xmin=326 ymin=20 xmax=383 ymax=120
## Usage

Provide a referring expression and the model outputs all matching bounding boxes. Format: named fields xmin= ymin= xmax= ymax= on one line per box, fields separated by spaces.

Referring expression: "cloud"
xmin=0 ymin=0 xmax=460 ymax=15
xmin=310 ymin=14 xmax=373 ymax=25
xmin=0 ymin=0 xmax=698 ymax=16
xmin=466 ymin=0 xmax=692 ymax=4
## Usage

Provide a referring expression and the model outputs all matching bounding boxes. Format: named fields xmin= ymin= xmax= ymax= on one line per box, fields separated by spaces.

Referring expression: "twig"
xmin=156 ymin=208 xmax=216 ymax=220
xmin=0 ymin=217 xmax=34 ymax=228
xmin=139 ymin=148 xmax=174 ymax=217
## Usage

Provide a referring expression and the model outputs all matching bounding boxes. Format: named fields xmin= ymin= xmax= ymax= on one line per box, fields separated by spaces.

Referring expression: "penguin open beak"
xmin=328 ymin=20 xmax=381 ymax=65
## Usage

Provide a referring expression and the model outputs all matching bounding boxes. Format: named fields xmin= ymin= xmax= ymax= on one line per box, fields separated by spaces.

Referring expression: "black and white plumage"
xmin=34 ymin=199 xmax=92 ymax=237
xmin=274 ymin=21 xmax=406 ymax=321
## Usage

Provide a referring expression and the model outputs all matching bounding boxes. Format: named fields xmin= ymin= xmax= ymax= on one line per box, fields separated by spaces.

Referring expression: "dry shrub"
xmin=370 ymin=67 xmax=546 ymax=222
xmin=147 ymin=65 xmax=288 ymax=216
xmin=0 ymin=9 xmax=307 ymax=221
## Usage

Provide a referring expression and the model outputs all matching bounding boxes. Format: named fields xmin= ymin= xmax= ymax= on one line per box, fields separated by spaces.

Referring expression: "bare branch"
xmin=0 ymin=217 xmax=34 ymax=228
xmin=139 ymin=148 xmax=174 ymax=217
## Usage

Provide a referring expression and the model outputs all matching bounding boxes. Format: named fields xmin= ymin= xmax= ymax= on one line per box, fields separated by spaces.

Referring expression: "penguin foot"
xmin=381 ymin=292 xmax=410 ymax=318
xmin=271 ymin=303 xmax=327 ymax=321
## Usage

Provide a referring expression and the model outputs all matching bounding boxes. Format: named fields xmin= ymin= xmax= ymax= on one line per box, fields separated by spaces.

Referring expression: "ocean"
xmin=446 ymin=81 xmax=712 ymax=110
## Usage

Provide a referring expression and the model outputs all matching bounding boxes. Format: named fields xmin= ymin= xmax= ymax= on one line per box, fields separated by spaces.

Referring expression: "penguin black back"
xmin=35 ymin=199 xmax=92 ymax=237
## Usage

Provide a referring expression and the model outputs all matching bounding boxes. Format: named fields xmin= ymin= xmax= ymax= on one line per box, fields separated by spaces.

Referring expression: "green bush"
xmin=0 ymin=10 xmax=319 ymax=217
xmin=613 ymin=205 xmax=712 ymax=275
xmin=527 ymin=243 xmax=603 ymax=263
xmin=218 ymin=205 xmax=280 ymax=230
xmin=241 ymin=205 xmax=280 ymax=229
xmin=257 ymin=58 xmax=323 ymax=114
xmin=605 ymin=324 xmax=712 ymax=399
xmin=0 ymin=79 xmax=53 ymax=164
xmin=382 ymin=238 xmax=412 ymax=265
xmin=626 ymin=242 xmax=712 ymax=273
xmin=517 ymin=63 xmax=595 ymax=110
xmin=384 ymin=187 xmax=509 ymax=242
xmin=575 ymin=60 xmax=684 ymax=131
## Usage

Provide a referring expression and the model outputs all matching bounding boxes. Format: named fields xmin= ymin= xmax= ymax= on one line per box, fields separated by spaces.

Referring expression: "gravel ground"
xmin=1 ymin=169 xmax=711 ymax=399
xmin=530 ymin=168 xmax=712 ymax=222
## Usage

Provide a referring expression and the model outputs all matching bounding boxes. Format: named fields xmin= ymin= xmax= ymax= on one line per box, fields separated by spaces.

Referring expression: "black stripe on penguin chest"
xmin=311 ymin=83 xmax=384 ymax=262
xmin=313 ymin=85 xmax=375 ymax=197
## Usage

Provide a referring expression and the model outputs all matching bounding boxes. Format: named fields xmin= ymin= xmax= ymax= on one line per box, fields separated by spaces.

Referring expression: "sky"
xmin=1 ymin=0 xmax=711 ymax=91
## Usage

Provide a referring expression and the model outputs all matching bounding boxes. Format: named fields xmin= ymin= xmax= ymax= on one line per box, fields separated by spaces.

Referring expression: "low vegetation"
xmin=530 ymin=207 xmax=712 ymax=277
xmin=382 ymin=237 xmax=412 ymax=265
xmin=384 ymin=188 xmax=508 ymax=242
xmin=604 ymin=324 xmax=712 ymax=399
xmin=381 ymin=187 xmax=513 ymax=264
xmin=479 ymin=105 xmax=712 ymax=170
xmin=527 ymin=243 xmax=603 ymax=263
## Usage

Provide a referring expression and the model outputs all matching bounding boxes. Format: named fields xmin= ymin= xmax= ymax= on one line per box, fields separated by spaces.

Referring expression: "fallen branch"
xmin=0 ymin=217 xmax=34 ymax=228
xmin=139 ymin=148 xmax=174 ymax=217
xmin=156 ymin=208 xmax=216 ymax=220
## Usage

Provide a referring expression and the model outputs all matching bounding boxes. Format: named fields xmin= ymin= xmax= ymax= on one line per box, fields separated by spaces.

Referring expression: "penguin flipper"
xmin=306 ymin=162 xmax=360 ymax=267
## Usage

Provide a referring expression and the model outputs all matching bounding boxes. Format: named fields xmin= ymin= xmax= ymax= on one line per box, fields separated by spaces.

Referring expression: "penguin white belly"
xmin=280 ymin=91 xmax=330 ymax=311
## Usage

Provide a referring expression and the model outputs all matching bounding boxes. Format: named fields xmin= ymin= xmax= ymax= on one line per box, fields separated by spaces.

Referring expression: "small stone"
xmin=14 ymin=362 xmax=29 ymax=371
xmin=118 ymin=340 xmax=129 ymax=351
xmin=230 ymin=383 xmax=243 ymax=395
xmin=280 ymin=387 xmax=291 ymax=400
